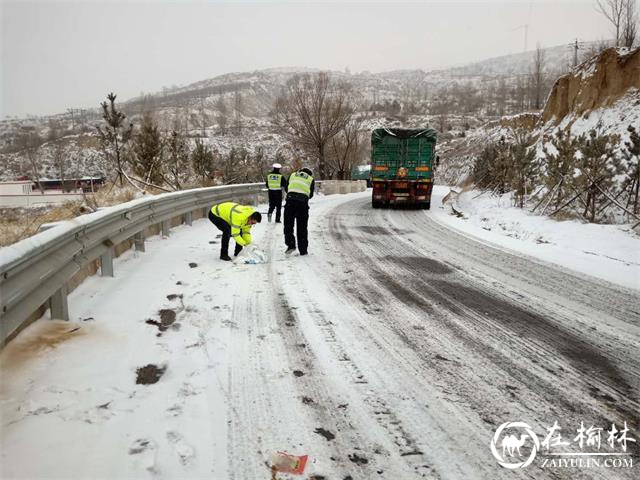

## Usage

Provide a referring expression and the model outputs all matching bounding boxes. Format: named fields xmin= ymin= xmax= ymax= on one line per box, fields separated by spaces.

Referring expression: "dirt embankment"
xmin=542 ymin=47 xmax=640 ymax=124
xmin=482 ymin=112 xmax=540 ymax=132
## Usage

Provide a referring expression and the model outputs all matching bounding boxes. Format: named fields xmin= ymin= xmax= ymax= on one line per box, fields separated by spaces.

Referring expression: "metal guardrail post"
xmin=100 ymin=248 xmax=114 ymax=277
xmin=134 ymin=232 xmax=145 ymax=252
xmin=161 ymin=220 xmax=170 ymax=237
xmin=184 ymin=211 xmax=193 ymax=226
xmin=50 ymin=284 xmax=69 ymax=321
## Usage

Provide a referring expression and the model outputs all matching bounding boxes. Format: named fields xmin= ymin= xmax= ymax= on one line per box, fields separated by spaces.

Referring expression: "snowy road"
xmin=1 ymin=191 xmax=639 ymax=479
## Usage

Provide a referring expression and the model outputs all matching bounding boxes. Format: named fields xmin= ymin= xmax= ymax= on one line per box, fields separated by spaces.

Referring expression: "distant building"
xmin=0 ymin=176 xmax=105 ymax=207
xmin=0 ymin=180 xmax=33 ymax=196
xmin=35 ymin=176 xmax=105 ymax=193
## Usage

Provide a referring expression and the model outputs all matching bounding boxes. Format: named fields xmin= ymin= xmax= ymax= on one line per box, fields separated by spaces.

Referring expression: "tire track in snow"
xmin=319 ymin=196 xmax=639 ymax=478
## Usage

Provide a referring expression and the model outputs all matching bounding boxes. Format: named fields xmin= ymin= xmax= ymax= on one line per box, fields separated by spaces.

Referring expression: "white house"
xmin=0 ymin=180 xmax=33 ymax=195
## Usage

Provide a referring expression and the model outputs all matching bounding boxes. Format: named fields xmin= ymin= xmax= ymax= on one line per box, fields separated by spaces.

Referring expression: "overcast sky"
xmin=0 ymin=0 xmax=611 ymax=118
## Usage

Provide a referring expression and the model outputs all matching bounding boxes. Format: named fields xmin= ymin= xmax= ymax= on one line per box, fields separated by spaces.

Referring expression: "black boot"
xmin=220 ymin=254 xmax=232 ymax=261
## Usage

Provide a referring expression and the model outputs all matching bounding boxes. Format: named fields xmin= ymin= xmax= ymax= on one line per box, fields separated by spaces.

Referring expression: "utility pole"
xmin=568 ymin=39 xmax=584 ymax=68
xmin=511 ymin=23 xmax=529 ymax=52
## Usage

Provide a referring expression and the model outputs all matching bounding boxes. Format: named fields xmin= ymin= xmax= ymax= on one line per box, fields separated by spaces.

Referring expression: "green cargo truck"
xmin=370 ymin=128 xmax=437 ymax=209
xmin=351 ymin=164 xmax=371 ymax=187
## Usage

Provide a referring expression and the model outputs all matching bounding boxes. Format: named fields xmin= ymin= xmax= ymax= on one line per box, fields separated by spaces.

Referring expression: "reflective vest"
xmin=267 ymin=173 xmax=283 ymax=190
xmin=210 ymin=202 xmax=255 ymax=246
xmin=288 ymin=171 xmax=313 ymax=197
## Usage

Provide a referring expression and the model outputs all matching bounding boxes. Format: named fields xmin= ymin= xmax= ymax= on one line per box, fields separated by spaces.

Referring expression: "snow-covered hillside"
xmin=438 ymin=47 xmax=640 ymax=188
xmin=0 ymin=42 xmax=586 ymax=182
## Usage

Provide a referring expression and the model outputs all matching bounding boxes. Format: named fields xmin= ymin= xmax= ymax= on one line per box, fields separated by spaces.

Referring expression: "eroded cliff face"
xmin=542 ymin=47 xmax=640 ymax=124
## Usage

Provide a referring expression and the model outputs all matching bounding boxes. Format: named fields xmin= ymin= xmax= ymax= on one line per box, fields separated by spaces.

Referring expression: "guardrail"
xmin=319 ymin=180 xmax=367 ymax=195
xmin=0 ymin=183 xmax=265 ymax=347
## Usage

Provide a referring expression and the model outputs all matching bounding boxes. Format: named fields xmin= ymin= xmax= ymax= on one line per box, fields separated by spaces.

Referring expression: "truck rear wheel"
xmin=372 ymin=200 xmax=381 ymax=209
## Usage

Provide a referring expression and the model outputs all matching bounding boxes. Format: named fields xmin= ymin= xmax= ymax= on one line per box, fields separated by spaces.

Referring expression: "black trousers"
xmin=268 ymin=190 xmax=283 ymax=221
xmin=283 ymin=200 xmax=309 ymax=254
xmin=208 ymin=211 xmax=242 ymax=257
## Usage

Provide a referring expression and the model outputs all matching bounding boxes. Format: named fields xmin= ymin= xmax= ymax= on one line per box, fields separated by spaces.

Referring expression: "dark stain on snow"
xmin=160 ymin=309 xmax=176 ymax=323
xmin=400 ymin=450 xmax=424 ymax=457
xmin=348 ymin=453 xmax=368 ymax=465
xmin=128 ymin=439 xmax=151 ymax=455
xmin=314 ymin=427 xmax=335 ymax=441
xmin=355 ymin=226 xmax=391 ymax=235
xmin=136 ymin=364 xmax=166 ymax=385
xmin=293 ymin=370 xmax=305 ymax=377
xmin=146 ymin=309 xmax=177 ymax=332
xmin=188 ymin=262 xmax=198 ymax=268
xmin=166 ymin=293 xmax=183 ymax=301
xmin=385 ymin=256 xmax=452 ymax=274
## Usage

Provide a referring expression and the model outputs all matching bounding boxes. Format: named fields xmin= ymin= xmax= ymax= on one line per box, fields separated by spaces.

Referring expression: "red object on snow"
xmin=270 ymin=452 xmax=308 ymax=475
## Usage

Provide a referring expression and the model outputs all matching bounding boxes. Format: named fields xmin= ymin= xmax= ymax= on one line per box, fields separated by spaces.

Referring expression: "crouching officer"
xmin=265 ymin=163 xmax=288 ymax=223
xmin=208 ymin=202 xmax=262 ymax=261
xmin=284 ymin=167 xmax=315 ymax=256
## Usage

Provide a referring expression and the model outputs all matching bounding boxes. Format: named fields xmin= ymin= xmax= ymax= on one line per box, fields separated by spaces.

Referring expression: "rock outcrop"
xmin=541 ymin=47 xmax=640 ymax=124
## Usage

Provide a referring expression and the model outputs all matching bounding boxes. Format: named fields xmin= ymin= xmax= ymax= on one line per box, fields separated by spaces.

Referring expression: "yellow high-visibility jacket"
xmin=210 ymin=202 xmax=255 ymax=246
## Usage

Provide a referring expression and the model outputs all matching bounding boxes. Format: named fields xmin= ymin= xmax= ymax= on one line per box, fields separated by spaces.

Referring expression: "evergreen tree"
xmin=131 ymin=112 xmax=163 ymax=185
xmin=191 ymin=138 xmax=215 ymax=182
xmin=509 ymin=130 xmax=538 ymax=208
xmin=622 ymin=124 xmax=640 ymax=214
xmin=472 ymin=136 xmax=511 ymax=193
xmin=575 ymin=127 xmax=622 ymax=222
xmin=541 ymin=128 xmax=580 ymax=210
xmin=163 ymin=129 xmax=190 ymax=190
xmin=96 ymin=93 xmax=133 ymax=186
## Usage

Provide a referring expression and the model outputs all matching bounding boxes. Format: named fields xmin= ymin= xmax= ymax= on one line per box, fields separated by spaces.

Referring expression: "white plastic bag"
xmin=243 ymin=246 xmax=268 ymax=264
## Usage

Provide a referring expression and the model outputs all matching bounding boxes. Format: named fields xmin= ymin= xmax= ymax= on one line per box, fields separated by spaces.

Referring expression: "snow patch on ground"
xmin=432 ymin=185 xmax=640 ymax=290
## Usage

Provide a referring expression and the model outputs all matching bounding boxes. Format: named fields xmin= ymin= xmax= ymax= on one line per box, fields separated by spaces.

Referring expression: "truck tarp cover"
xmin=371 ymin=128 xmax=437 ymax=143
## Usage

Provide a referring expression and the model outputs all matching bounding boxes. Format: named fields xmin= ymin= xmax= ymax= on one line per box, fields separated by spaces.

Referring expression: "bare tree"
xmin=215 ymin=96 xmax=228 ymax=135
xmin=271 ymin=72 xmax=355 ymax=179
xmin=436 ymin=113 xmax=449 ymax=133
xmin=581 ymin=38 xmax=611 ymax=62
xmin=198 ymin=95 xmax=210 ymax=137
xmin=51 ymin=142 xmax=68 ymax=190
xmin=622 ymin=0 xmax=638 ymax=47
xmin=531 ymin=44 xmax=546 ymax=110
xmin=96 ymin=93 xmax=133 ymax=186
xmin=597 ymin=0 xmax=626 ymax=45
xmin=233 ymin=88 xmax=243 ymax=135
xmin=15 ymin=129 xmax=45 ymax=193
xmin=328 ymin=114 xmax=367 ymax=179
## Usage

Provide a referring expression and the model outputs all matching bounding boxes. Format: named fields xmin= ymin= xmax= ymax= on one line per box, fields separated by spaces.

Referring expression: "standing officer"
xmin=208 ymin=202 xmax=262 ymax=261
xmin=265 ymin=163 xmax=288 ymax=223
xmin=283 ymin=167 xmax=315 ymax=256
